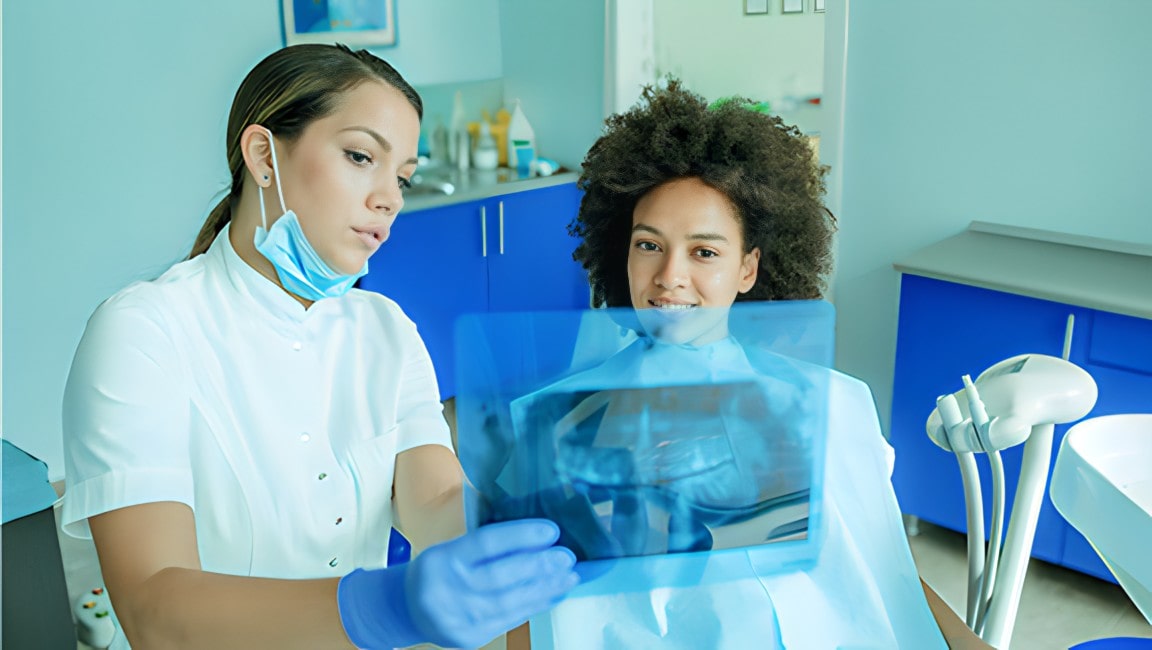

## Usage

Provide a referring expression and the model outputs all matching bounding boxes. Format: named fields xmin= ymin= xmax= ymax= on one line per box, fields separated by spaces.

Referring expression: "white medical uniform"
xmin=62 ymin=223 xmax=453 ymax=580
xmin=526 ymin=339 xmax=949 ymax=649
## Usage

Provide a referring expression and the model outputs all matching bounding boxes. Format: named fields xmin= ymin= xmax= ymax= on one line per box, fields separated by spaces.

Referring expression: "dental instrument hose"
xmin=957 ymin=451 xmax=986 ymax=630
xmin=976 ymin=448 xmax=1006 ymax=636
xmin=960 ymin=375 xmax=1005 ymax=638
xmin=937 ymin=393 xmax=985 ymax=629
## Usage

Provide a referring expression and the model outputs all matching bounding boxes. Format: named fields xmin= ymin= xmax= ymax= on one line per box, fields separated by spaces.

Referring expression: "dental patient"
xmin=473 ymin=81 xmax=989 ymax=649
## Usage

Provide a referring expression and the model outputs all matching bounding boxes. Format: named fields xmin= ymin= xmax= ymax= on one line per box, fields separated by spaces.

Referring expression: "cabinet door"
xmin=890 ymin=274 xmax=1088 ymax=565
xmin=1059 ymin=310 xmax=1152 ymax=581
xmin=486 ymin=183 xmax=590 ymax=313
xmin=359 ymin=201 xmax=489 ymax=399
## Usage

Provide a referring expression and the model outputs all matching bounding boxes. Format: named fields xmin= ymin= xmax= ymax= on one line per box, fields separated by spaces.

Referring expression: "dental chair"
xmin=926 ymin=355 xmax=1152 ymax=648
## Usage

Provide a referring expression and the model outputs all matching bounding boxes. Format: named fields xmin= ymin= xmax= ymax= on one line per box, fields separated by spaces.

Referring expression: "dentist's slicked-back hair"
xmin=571 ymin=80 xmax=834 ymax=307
xmin=189 ymin=44 xmax=422 ymax=258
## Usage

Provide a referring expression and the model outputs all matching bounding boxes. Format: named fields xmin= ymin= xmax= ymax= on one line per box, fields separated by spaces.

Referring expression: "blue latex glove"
xmin=337 ymin=519 xmax=579 ymax=649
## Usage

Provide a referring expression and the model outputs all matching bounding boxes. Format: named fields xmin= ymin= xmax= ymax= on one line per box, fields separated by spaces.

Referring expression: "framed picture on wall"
xmin=282 ymin=0 xmax=397 ymax=47
xmin=783 ymin=0 xmax=804 ymax=13
xmin=814 ymin=0 xmax=825 ymax=12
xmin=745 ymin=0 xmax=770 ymax=14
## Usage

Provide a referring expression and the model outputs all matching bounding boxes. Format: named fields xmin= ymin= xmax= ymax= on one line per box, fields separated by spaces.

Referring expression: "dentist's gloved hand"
xmin=337 ymin=519 xmax=579 ymax=650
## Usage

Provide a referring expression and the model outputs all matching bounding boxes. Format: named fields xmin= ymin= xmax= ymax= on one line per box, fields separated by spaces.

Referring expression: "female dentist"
xmin=61 ymin=44 xmax=577 ymax=650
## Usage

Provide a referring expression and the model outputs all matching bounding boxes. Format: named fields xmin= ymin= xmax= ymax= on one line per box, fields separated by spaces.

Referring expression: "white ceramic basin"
xmin=1051 ymin=414 xmax=1152 ymax=625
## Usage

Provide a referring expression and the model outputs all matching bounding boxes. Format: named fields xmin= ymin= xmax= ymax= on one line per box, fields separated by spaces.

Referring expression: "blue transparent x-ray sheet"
xmin=455 ymin=301 xmax=833 ymax=593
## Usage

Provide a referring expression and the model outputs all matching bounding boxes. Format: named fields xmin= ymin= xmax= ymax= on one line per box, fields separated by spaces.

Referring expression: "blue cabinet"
xmin=487 ymin=184 xmax=589 ymax=312
xmin=360 ymin=199 xmax=489 ymax=400
xmin=891 ymin=274 xmax=1152 ymax=582
xmin=360 ymin=182 xmax=588 ymax=398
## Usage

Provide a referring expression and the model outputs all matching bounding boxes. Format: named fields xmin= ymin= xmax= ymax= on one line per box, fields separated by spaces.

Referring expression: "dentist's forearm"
xmin=406 ymin=482 xmax=466 ymax=554
xmin=90 ymin=502 xmax=360 ymax=650
xmin=393 ymin=444 xmax=467 ymax=553
xmin=119 ymin=568 xmax=355 ymax=650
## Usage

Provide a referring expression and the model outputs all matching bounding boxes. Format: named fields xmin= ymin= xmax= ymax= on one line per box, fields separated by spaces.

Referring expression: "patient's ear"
xmin=738 ymin=248 xmax=761 ymax=293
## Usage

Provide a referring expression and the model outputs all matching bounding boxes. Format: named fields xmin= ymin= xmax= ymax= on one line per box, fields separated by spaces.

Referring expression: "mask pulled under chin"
xmin=254 ymin=209 xmax=367 ymax=301
xmin=251 ymin=128 xmax=368 ymax=302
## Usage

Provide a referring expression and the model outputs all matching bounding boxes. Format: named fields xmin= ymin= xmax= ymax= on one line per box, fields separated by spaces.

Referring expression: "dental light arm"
xmin=926 ymin=354 xmax=1097 ymax=649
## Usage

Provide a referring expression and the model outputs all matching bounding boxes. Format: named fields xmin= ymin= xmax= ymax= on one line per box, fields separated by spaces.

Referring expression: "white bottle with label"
xmin=473 ymin=122 xmax=499 ymax=171
xmin=507 ymin=99 xmax=536 ymax=175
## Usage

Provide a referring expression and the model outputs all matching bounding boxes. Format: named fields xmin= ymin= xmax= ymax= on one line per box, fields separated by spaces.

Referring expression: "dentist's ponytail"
xmin=190 ymin=196 xmax=233 ymax=259
xmin=187 ymin=43 xmax=422 ymax=258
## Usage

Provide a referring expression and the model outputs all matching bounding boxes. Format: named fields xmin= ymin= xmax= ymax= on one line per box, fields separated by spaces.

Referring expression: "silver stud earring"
xmin=263 ymin=174 xmax=270 ymax=182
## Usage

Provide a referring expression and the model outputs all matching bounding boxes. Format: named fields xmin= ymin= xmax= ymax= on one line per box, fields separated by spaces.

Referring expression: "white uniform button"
xmin=318 ymin=472 xmax=328 ymax=481
xmin=292 ymin=341 xmax=303 ymax=351
xmin=299 ymin=432 xmax=311 ymax=443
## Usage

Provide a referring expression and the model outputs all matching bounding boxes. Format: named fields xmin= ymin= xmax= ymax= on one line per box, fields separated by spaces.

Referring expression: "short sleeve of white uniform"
xmin=60 ymin=288 xmax=455 ymax=540
xmin=62 ymin=287 xmax=192 ymax=538
xmin=382 ymin=299 xmax=454 ymax=456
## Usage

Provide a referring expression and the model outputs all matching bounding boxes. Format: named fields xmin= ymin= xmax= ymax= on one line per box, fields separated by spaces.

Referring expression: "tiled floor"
xmin=55 ymin=505 xmax=1148 ymax=649
xmin=908 ymin=518 xmax=1152 ymax=649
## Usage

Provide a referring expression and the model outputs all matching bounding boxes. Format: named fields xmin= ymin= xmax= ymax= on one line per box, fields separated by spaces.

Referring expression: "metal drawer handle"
xmin=1062 ymin=313 xmax=1074 ymax=360
xmin=480 ymin=205 xmax=487 ymax=257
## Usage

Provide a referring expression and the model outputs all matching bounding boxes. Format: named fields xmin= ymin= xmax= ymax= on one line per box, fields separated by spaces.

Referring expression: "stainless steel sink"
xmin=404 ymin=173 xmax=456 ymax=196
xmin=404 ymin=161 xmax=456 ymax=197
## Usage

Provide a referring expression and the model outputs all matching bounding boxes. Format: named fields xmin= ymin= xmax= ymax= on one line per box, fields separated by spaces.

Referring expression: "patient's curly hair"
xmin=570 ymin=80 xmax=835 ymax=307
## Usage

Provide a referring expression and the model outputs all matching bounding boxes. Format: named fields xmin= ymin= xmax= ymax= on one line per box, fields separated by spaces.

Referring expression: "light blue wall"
xmin=833 ymin=1 xmax=1152 ymax=434
xmin=499 ymin=0 xmax=606 ymax=170
xmin=384 ymin=0 xmax=502 ymax=85
xmin=2 ymin=0 xmax=501 ymax=479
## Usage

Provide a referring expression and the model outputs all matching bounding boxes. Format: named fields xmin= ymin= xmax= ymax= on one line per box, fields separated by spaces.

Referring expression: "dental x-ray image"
xmin=512 ymin=375 xmax=814 ymax=560
xmin=455 ymin=302 xmax=832 ymax=586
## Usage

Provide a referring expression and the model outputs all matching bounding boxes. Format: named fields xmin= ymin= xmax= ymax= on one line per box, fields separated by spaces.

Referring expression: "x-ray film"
xmin=454 ymin=301 xmax=832 ymax=592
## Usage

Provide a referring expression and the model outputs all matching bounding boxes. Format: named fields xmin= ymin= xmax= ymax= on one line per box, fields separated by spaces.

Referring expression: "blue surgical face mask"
xmin=253 ymin=129 xmax=368 ymax=301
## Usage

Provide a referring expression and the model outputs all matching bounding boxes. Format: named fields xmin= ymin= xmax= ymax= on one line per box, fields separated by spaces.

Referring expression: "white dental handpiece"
xmin=962 ymin=374 xmax=991 ymax=452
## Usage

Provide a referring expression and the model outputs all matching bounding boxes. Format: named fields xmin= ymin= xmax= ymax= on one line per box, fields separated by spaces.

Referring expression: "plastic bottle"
xmin=507 ymin=99 xmax=536 ymax=176
xmin=456 ymin=129 xmax=470 ymax=171
xmin=494 ymin=108 xmax=511 ymax=166
xmin=449 ymin=91 xmax=467 ymax=165
xmin=430 ymin=117 xmax=448 ymax=164
xmin=473 ymin=122 xmax=499 ymax=171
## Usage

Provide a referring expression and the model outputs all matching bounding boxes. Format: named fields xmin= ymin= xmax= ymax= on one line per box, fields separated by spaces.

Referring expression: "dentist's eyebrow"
xmin=631 ymin=223 xmax=729 ymax=242
xmin=340 ymin=126 xmax=419 ymax=165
